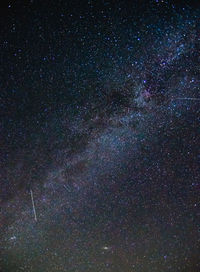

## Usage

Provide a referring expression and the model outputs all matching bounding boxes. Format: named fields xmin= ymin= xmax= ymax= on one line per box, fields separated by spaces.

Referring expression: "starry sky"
xmin=0 ymin=0 xmax=200 ymax=271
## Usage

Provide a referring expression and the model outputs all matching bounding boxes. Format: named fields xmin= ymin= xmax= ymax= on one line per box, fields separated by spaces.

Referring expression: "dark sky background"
xmin=0 ymin=0 xmax=200 ymax=271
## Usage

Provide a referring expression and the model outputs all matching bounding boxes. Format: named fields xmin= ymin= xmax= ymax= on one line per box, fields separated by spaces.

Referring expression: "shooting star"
xmin=174 ymin=97 xmax=200 ymax=101
xmin=30 ymin=189 xmax=37 ymax=222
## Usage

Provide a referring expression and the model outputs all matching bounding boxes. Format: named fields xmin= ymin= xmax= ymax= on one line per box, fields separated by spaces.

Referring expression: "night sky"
xmin=0 ymin=0 xmax=200 ymax=271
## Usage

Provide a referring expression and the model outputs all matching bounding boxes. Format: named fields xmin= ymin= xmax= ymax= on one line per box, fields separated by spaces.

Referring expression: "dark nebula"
xmin=0 ymin=0 xmax=199 ymax=271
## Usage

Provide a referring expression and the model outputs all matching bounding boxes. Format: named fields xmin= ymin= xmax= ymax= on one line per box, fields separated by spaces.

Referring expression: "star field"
xmin=0 ymin=0 xmax=200 ymax=271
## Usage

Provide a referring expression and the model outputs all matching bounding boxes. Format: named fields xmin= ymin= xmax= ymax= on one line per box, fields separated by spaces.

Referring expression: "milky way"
xmin=0 ymin=1 xmax=200 ymax=271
